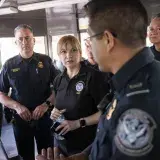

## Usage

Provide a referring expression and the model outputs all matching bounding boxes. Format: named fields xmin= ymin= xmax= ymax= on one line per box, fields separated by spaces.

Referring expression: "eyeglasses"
xmin=84 ymin=31 xmax=117 ymax=42
xmin=148 ymin=27 xmax=160 ymax=33
xmin=84 ymin=32 xmax=104 ymax=42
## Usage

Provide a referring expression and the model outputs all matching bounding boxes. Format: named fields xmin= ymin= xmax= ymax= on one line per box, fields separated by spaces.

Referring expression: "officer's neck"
xmin=67 ymin=64 xmax=81 ymax=79
xmin=155 ymin=43 xmax=160 ymax=52
xmin=111 ymin=46 xmax=145 ymax=74
xmin=20 ymin=51 xmax=34 ymax=59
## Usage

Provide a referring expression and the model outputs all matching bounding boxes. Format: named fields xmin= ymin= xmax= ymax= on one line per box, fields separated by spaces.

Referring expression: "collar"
xmin=16 ymin=52 xmax=39 ymax=65
xmin=59 ymin=61 xmax=88 ymax=79
xmin=151 ymin=45 xmax=160 ymax=53
xmin=15 ymin=52 xmax=39 ymax=65
xmin=112 ymin=47 xmax=154 ymax=93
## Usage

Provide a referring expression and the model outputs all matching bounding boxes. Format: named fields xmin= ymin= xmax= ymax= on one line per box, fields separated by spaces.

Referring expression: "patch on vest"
xmin=114 ymin=109 xmax=156 ymax=157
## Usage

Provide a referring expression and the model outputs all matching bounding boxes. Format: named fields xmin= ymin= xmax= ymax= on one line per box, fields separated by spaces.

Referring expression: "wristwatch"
xmin=45 ymin=100 xmax=52 ymax=107
xmin=79 ymin=118 xmax=86 ymax=128
xmin=45 ymin=100 xmax=54 ymax=109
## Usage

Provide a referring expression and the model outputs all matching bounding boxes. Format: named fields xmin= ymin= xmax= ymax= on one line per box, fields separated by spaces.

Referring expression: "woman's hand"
xmin=56 ymin=120 xmax=80 ymax=135
xmin=50 ymin=108 xmax=66 ymax=120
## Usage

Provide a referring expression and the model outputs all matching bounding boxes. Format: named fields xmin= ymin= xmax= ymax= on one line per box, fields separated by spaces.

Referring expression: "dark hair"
xmin=14 ymin=24 xmax=33 ymax=35
xmin=84 ymin=0 xmax=148 ymax=48
xmin=152 ymin=13 xmax=160 ymax=19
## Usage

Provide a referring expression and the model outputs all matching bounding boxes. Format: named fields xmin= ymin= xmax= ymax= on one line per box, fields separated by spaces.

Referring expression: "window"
xmin=80 ymin=32 xmax=88 ymax=59
xmin=0 ymin=37 xmax=45 ymax=66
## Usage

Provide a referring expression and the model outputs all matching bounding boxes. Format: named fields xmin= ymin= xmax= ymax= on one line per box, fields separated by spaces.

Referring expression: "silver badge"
xmin=114 ymin=109 xmax=157 ymax=157
xmin=76 ymin=81 xmax=84 ymax=92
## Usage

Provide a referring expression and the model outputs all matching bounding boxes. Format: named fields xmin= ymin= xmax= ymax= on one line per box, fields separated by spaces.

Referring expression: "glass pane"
xmin=146 ymin=37 xmax=152 ymax=47
xmin=0 ymin=36 xmax=45 ymax=66
xmin=79 ymin=17 xmax=89 ymax=30
xmin=80 ymin=32 xmax=88 ymax=59
xmin=0 ymin=38 xmax=18 ymax=66
xmin=34 ymin=36 xmax=45 ymax=54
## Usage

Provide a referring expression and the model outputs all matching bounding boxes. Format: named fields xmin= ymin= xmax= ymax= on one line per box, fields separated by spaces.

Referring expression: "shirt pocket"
xmin=9 ymin=71 xmax=23 ymax=89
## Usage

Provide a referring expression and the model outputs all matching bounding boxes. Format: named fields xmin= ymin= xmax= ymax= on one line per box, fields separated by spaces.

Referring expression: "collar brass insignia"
xmin=106 ymin=99 xmax=117 ymax=120
xmin=38 ymin=62 xmax=44 ymax=68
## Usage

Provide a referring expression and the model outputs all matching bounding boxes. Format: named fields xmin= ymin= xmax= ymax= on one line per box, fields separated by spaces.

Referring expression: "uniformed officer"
xmin=148 ymin=13 xmax=160 ymax=61
xmin=37 ymin=0 xmax=160 ymax=160
xmin=83 ymin=0 xmax=160 ymax=159
xmin=0 ymin=24 xmax=59 ymax=160
xmin=83 ymin=39 xmax=99 ymax=70
xmin=83 ymin=38 xmax=113 ymax=88
xmin=50 ymin=35 xmax=110 ymax=158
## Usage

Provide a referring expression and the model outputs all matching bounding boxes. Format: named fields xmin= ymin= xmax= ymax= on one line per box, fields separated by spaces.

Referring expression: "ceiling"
xmin=0 ymin=0 xmax=160 ymax=18
xmin=141 ymin=0 xmax=160 ymax=18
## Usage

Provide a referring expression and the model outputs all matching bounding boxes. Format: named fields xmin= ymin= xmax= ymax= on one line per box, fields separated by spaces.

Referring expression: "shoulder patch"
xmin=114 ymin=109 xmax=157 ymax=157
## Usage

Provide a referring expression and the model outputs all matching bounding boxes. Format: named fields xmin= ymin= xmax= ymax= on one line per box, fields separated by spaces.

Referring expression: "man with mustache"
xmin=0 ymin=24 xmax=59 ymax=160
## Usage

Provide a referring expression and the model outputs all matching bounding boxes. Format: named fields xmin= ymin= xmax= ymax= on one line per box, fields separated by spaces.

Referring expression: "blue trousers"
xmin=13 ymin=113 xmax=53 ymax=160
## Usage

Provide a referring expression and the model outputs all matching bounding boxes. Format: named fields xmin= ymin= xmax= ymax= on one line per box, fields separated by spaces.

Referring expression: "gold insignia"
xmin=38 ymin=62 xmax=44 ymax=68
xmin=106 ymin=99 xmax=117 ymax=120
xmin=11 ymin=68 xmax=20 ymax=72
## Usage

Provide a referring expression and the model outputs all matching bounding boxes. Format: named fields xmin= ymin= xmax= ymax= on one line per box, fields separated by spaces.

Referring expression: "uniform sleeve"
xmin=48 ymin=57 xmax=60 ymax=84
xmin=90 ymin=71 xmax=110 ymax=106
xmin=0 ymin=62 xmax=10 ymax=94
xmin=110 ymin=99 xmax=159 ymax=160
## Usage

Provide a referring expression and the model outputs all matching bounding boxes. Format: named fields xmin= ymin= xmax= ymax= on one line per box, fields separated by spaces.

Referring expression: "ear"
xmin=103 ymin=30 xmax=115 ymax=53
xmin=33 ymin=37 xmax=35 ymax=45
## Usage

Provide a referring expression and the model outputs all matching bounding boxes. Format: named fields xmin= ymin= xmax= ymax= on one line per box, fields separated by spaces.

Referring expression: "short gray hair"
xmin=14 ymin=24 xmax=33 ymax=35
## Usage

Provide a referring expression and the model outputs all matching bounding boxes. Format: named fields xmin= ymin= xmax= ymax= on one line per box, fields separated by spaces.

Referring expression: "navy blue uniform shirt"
xmin=0 ymin=53 xmax=59 ymax=110
xmin=150 ymin=45 xmax=160 ymax=61
xmin=89 ymin=47 xmax=160 ymax=160
xmin=83 ymin=59 xmax=99 ymax=71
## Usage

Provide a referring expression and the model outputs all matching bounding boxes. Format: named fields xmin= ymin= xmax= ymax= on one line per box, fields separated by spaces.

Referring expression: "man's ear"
xmin=103 ymin=30 xmax=115 ymax=53
xmin=33 ymin=37 xmax=35 ymax=45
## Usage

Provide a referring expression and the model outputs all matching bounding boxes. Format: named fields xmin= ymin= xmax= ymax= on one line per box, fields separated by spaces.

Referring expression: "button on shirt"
xmin=90 ymin=47 xmax=160 ymax=160
xmin=0 ymin=53 xmax=59 ymax=110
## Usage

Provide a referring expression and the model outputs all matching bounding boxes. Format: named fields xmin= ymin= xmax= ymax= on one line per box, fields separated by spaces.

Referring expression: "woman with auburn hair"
xmin=50 ymin=35 xmax=110 ymax=158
